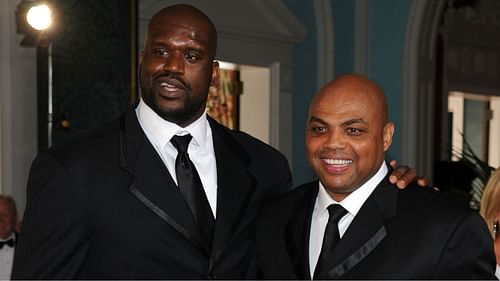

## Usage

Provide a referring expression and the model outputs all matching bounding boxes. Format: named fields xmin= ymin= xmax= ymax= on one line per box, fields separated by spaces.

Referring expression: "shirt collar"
xmin=317 ymin=161 xmax=388 ymax=217
xmin=0 ymin=232 xmax=15 ymax=242
xmin=136 ymin=98 xmax=209 ymax=151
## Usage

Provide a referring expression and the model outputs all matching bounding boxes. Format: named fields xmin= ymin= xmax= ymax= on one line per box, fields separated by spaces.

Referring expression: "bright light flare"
xmin=26 ymin=4 xmax=52 ymax=31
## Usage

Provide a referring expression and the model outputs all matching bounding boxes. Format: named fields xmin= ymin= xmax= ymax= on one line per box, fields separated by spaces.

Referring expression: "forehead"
xmin=311 ymin=88 xmax=379 ymax=121
xmin=149 ymin=22 xmax=210 ymax=44
xmin=0 ymin=201 xmax=12 ymax=212
xmin=147 ymin=10 xmax=213 ymax=44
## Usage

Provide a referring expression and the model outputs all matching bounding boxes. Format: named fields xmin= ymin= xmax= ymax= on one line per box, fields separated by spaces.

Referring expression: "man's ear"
xmin=383 ymin=122 xmax=395 ymax=152
xmin=211 ymin=61 xmax=220 ymax=87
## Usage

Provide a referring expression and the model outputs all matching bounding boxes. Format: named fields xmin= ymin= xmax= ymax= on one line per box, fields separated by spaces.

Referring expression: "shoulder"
xmin=260 ymin=181 xmax=317 ymax=217
xmin=209 ymin=118 xmax=289 ymax=164
xmin=394 ymin=183 xmax=481 ymax=225
xmin=42 ymin=112 xmax=128 ymax=164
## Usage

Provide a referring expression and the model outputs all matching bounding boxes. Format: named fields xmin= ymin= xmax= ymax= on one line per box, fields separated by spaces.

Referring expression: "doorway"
xmin=214 ymin=61 xmax=271 ymax=144
xmin=448 ymin=91 xmax=500 ymax=167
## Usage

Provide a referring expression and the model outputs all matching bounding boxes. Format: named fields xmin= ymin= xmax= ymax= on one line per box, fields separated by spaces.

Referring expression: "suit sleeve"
xmin=11 ymin=152 xmax=89 ymax=279
xmin=434 ymin=211 xmax=497 ymax=279
xmin=278 ymin=155 xmax=293 ymax=195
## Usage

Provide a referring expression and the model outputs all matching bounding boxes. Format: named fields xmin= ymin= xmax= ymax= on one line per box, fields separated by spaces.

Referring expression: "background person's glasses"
xmin=494 ymin=220 xmax=499 ymax=240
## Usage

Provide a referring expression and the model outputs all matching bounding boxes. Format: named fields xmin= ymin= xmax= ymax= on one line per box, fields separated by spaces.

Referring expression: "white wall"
xmin=489 ymin=97 xmax=500 ymax=168
xmin=240 ymin=65 xmax=270 ymax=144
xmin=0 ymin=0 xmax=39 ymax=216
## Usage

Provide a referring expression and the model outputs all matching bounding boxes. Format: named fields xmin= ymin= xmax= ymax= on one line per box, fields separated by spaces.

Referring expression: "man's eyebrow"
xmin=342 ymin=118 xmax=367 ymax=126
xmin=309 ymin=116 xmax=327 ymax=125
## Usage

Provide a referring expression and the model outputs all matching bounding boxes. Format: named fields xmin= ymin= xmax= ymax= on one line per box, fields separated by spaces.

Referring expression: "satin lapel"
xmin=324 ymin=177 xmax=398 ymax=279
xmin=284 ymin=183 xmax=319 ymax=280
xmin=119 ymin=111 xmax=207 ymax=255
xmin=208 ymin=118 xmax=256 ymax=269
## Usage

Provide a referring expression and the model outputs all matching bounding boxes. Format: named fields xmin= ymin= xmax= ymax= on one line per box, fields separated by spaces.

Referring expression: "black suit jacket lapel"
xmin=323 ymin=176 xmax=398 ymax=279
xmin=119 ymin=110 xmax=207 ymax=255
xmin=285 ymin=182 xmax=319 ymax=280
xmin=208 ymin=118 xmax=257 ymax=269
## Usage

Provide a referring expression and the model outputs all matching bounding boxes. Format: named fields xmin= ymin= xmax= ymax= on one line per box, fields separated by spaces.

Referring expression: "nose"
xmin=162 ymin=52 xmax=185 ymax=74
xmin=323 ymin=129 xmax=346 ymax=150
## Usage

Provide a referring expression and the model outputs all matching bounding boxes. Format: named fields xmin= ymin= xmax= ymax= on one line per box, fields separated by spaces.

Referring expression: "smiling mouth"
xmin=322 ymin=158 xmax=352 ymax=173
xmin=323 ymin=159 xmax=353 ymax=166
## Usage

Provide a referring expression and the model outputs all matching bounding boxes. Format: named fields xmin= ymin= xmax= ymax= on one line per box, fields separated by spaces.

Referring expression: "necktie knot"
xmin=327 ymin=204 xmax=347 ymax=224
xmin=171 ymin=134 xmax=192 ymax=154
xmin=0 ymin=238 xmax=14 ymax=249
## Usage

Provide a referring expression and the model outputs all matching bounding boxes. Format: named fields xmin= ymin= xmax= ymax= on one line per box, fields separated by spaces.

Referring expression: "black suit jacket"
xmin=256 ymin=175 xmax=496 ymax=279
xmin=12 ymin=109 xmax=292 ymax=279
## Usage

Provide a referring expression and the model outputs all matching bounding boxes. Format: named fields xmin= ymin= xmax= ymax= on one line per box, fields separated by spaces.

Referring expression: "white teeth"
xmin=324 ymin=159 xmax=352 ymax=165
xmin=160 ymin=82 xmax=178 ymax=91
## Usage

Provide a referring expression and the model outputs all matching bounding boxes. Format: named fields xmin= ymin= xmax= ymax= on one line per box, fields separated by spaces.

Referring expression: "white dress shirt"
xmin=495 ymin=264 xmax=500 ymax=280
xmin=0 ymin=233 xmax=16 ymax=280
xmin=136 ymin=99 xmax=218 ymax=217
xmin=309 ymin=161 xmax=388 ymax=278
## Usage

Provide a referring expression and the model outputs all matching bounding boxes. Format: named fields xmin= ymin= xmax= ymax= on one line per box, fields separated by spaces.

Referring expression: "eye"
xmin=310 ymin=126 xmax=327 ymax=135
xmin=346 ymin=127 xmax=364 ymax=136
xmin=185 ymin=52 xmax=200 ymax=62
xmin=153 ymin=49 xmax=168 ymax=57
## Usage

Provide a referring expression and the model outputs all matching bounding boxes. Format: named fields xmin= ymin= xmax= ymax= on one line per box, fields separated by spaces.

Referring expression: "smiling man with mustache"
xmin=255 ymin=74 xmax=496 ymax=280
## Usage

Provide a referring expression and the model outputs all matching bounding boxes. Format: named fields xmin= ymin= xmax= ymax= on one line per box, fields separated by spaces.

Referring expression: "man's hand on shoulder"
xmin=389 ymin=160 xmax=429 ymax=189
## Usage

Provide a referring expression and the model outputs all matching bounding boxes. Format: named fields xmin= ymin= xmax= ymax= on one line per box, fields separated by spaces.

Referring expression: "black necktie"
xmin=314 ymin=204 xmax=347 ymax=279
xmin=171 ymin=134 xmax=215 ymax=252
xmin=0 ymin=239 xmax=14 ymax=249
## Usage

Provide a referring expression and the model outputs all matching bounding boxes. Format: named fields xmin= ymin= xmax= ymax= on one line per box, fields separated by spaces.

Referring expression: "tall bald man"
xmin=255 ymin=74 xmax=496 ymax=279
xmin=11 ymin=4 xmax=293 ymax=279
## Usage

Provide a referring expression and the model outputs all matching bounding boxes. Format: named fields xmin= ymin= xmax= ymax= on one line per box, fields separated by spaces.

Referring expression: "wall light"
xmin=26 ymin=4 xmax=52 ymax=31
xmin=16 ymin=1 xmax=53 ymax=47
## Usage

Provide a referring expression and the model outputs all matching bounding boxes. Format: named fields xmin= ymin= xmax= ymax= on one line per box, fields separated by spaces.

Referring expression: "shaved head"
xmin=139 ymin=4 xmax=220 ymax=127
xmin=146 ymin=4 xmax=218 ymax=60
xmin=310 ymin=74 xmax=389 ymax=124
xmin=306 ymin=73 xmax=394 ymax=201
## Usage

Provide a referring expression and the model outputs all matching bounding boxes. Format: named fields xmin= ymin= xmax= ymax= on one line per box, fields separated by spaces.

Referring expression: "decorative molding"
xmin=0 ymin=0 xmax=10 ymax=193
xmin=440 ymin=0 xmax=500 ymax=96
xmin=139 ymin=0 xmax=307 ymax=45
xmin=403 ymin=0 xmax=446 ymax=179
xmin=354 ymin=0 xmax=371 ymax=75
xmin=443 ymin=44 xmax=500 ymax=95
xmin=251 ymin=1 xmax=307 ymax=44
xmin=269 ymin=62 xmax=281 ymax=154
xmin=443 ymin=0 xmax=500 ymax=31
xmin=314 ymin=0 xmax=334 ymax=88
xmin=403 ymin=0 xmax=426 ymax=171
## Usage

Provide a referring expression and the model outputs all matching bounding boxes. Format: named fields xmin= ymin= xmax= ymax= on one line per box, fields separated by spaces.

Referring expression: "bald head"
xmin=0 ymin=195 xmax=18 ymax=239
xmin=305 ymin=74 xmax=394 ymax=201
xmin=139 ymin=4 xmax=220 ymax=127
xmin=310 ymin=74 xmax=389 ymax=124
xmin=146 ymin=4 xmax=218 ymax=60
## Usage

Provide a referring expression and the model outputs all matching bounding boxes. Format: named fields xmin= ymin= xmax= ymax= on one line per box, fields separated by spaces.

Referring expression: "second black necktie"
xmin=171 ymin=134 xmax=215 ymax=252
xmin=313 ymin=204 xmax=347 ymax=279
xmin=0 ymin=238 xmax=14 ymax=249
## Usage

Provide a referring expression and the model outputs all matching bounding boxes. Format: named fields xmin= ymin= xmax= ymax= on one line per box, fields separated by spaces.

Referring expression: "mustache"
xmin=152 ymin=72 xmax=190 ymax=91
